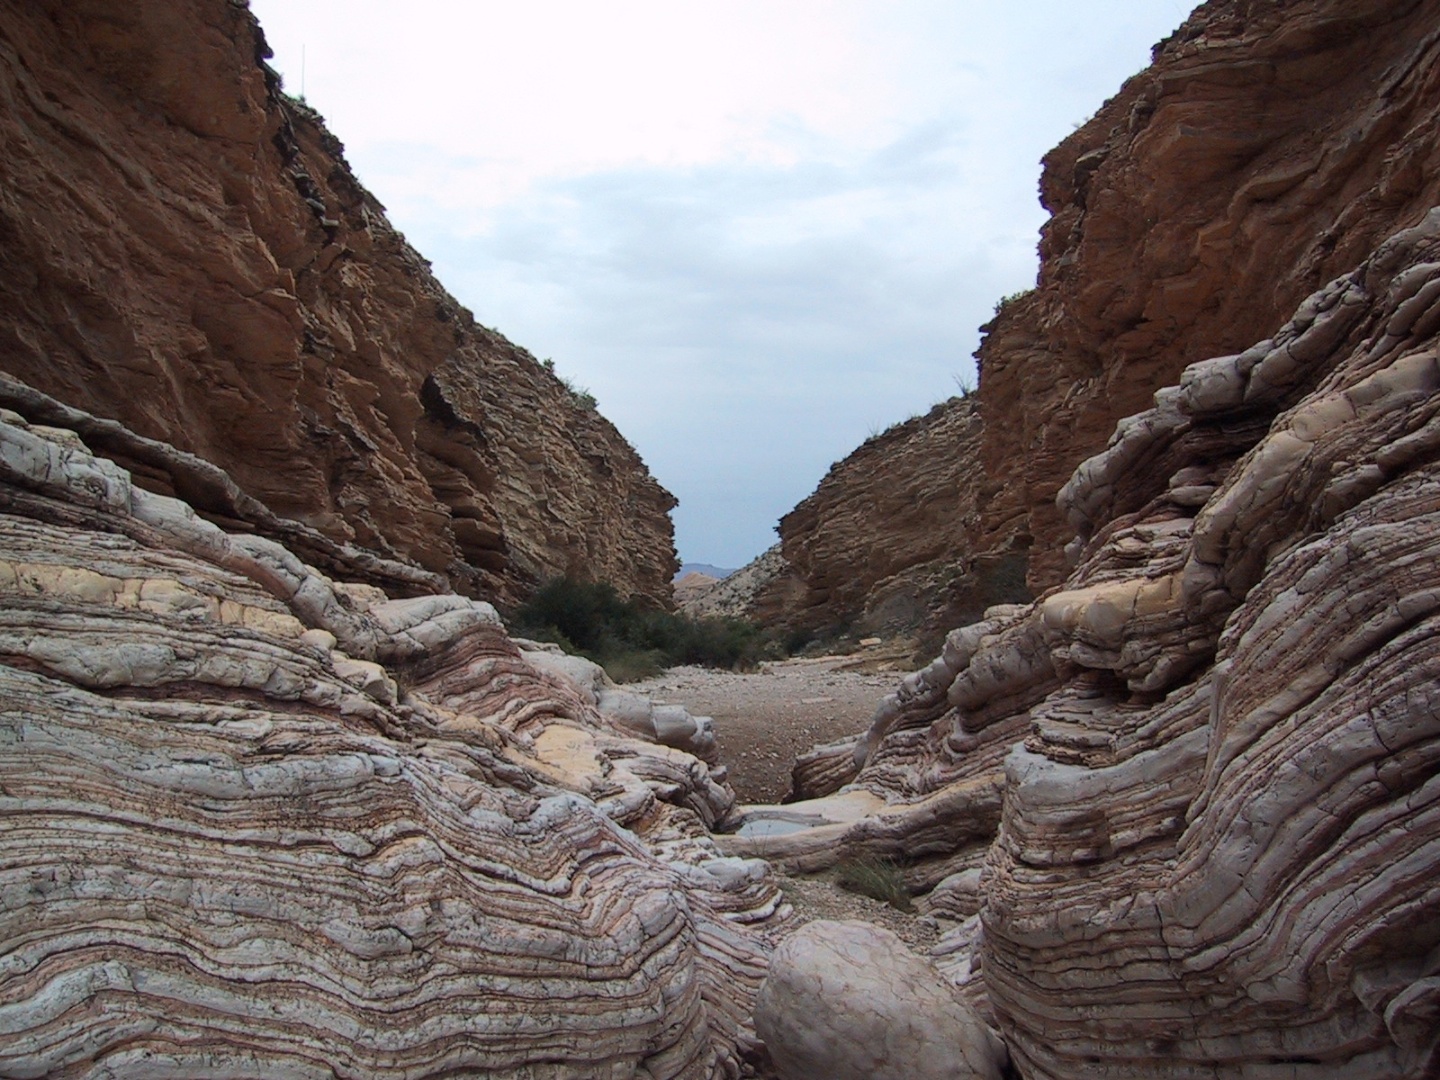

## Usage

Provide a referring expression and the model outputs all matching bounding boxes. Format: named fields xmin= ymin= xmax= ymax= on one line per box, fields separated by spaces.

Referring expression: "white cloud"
xmin=250 ymin=0 xmax=1192 ymax=567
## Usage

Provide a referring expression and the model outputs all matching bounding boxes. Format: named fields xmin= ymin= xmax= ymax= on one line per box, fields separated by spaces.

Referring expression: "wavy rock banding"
xmin=7 ymin=0 xmax=1440 ymax=1075
xmin=981 ymin=207 xmax=1440 ymax=1080
xmin=747 ymin=208 xmax=1440 ymax=1077
xmin=0 ymin=411 xmax=778 ymax=1078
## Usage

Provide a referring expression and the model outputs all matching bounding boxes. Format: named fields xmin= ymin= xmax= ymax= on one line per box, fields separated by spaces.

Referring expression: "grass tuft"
xmin=836 ymin=854 xmax=914 ymax=912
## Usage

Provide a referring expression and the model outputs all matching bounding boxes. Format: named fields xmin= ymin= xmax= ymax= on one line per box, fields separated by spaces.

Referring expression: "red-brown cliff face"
xmin=752 ymin=0 xmax=1440 ymax=639
xmin=0 ymin=0 xmax=678 ymax=608
xmin=981 ymin=0 xmax=1440 ymax=588
xmin=750 ymin=397 xmax=1032 ymax=649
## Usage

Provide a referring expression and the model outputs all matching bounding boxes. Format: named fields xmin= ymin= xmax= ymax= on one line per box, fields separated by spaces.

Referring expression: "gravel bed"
xmin=628 ymin=655 xmax=903 ymax=804
xmin=632 ymin=654 xmax=946 ymax=950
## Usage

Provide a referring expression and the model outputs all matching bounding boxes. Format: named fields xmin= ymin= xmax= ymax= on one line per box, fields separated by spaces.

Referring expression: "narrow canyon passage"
xmin=630 ymin=656 xmax=903 ymax=803
xmin=632 ymin=657 xmax=950 ymax=958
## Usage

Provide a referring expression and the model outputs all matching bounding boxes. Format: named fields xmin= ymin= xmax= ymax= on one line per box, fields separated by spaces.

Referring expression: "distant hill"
xmin=675 ymin=563 xmax=737 ymax=581
xmin=677 ymin=545 xmax=789 ymax=620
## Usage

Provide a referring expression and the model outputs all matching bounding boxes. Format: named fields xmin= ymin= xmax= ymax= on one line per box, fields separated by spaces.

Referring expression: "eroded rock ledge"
xmin=0 ymin=410 xmax=778 ymax=1077
xmin=735 ymin=208 xmax=1440 ymax=1077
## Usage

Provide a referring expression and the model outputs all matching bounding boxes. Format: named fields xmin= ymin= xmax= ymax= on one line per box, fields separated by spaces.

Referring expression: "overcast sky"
xmin=249 ymin=1 xmax=1191 ymax=570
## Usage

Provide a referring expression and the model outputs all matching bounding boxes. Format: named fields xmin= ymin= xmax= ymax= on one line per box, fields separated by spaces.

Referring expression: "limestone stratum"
xmin=3 ymin=0 xmax=1440 ymax=1078
xmin=740 ymin=0 xmax=1440 ymax=648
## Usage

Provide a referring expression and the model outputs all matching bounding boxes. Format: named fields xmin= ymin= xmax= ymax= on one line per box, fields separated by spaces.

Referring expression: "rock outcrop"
xmin=674 ymin=571 xmax=723 ymax=609
xmin=981 ymin=204 xmax=1440 ymax=1080
xmin=521 ymin=641 xmax=723 ymax=766
xmin=754 ymin=920 xmax=1007 ymax=1080
xmin=747 ymin=0 xmax=1440 ymax=638
xmin=978 ymin=0 xmax=1440 ymax=591
xmin=729 ymin=206 xmax=1440 ymax=1076
xmin=748 ymin=398 xmax=1027 ymax=649
xmin=0 ymin=0 xmax=677 ymax=609
xmin=680 ymin=545 xmax=794 ymax=624
xmin=0 ymin=408 xmax=775 ymax=1077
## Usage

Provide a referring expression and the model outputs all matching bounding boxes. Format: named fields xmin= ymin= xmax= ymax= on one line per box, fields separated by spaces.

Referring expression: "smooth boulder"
xmin=754 ymin=920 xmax=1007 ymax=1080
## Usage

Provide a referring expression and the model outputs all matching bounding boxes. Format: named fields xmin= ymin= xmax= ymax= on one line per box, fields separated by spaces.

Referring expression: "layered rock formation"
xmin=0 ymin=408 xmax=776 ymax=1077
xmin=734 ymin=206 xmax=1440 ymax=1076
xmin=982 ymin=203 xmax=1440 ymax=1080
xmin=9 ymin=0 xmax=1440 ymax=1075
xmin=979 ymin=0 xmax=1440 ymax=590
xmin=746 ymin=0 xmax=1440 ymax=638
xmin=746 ymin=398 xmax=1029 ymax=649
xmin=0 ymin=0 xmax=677 ymax=608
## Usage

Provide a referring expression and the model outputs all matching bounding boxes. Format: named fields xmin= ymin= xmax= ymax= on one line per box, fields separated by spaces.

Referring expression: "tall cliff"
xmin=0 ymin=0 xmax=678 ymax=609
xmin=751 ymin=397 xmax=1030 ymax=649
xmin=750 ymin=0 xmax=1440 ymax=640
xmin=731 ymin=199 xmax=1440 ymax=1080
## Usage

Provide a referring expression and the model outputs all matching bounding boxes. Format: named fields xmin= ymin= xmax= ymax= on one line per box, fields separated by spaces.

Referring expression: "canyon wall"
xmin=0 ymin=0 xmax=678 ymax=609
xmin=721 ymin=4 xmax=1440 ymax=1071
xmin=7 ymin=0 xmax=1440 ymax=1075
xmin=0 ymin=406 xmax=777 ymax=1077
xmin=751 ymin=397 xmax=1028 ymax=651
xmin=731 ymin=199 xmax=1440 ymax=1080
xmin=750 ymin=0 xmax=1440 ymax=640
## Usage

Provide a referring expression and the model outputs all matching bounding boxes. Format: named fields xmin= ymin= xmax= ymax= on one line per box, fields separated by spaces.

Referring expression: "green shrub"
xmin=836 ymin=854 xmax=913 ymax=912
xmin=508 ymin=577 xmax=774 ymax=681
xmin=600 ymin=648 xmax=667 ymax=683
xmin=992 ymin=287 xmax=1034 ymax=315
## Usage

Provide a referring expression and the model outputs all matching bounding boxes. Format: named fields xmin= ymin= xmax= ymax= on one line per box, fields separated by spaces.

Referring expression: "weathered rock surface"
xmin=980 ymin=204 xmax=1440 ymax=1080
xmin=737 ymin=206 xmax=1440 ymax=1075
xmin=754 ymin=920 xmax=1006 ymax=1080
xmin=748 ymin=0 xmax=1440 ymax=639
xmin=674 ymin=571 xmax=722 ymax=608
xmin=746 ymin=398 xmax=1018 ymax=648
xmin=680 ymin=545 xmax=793 ymax=623
xmin=521 ymin=641 xmax=722 ymax=766
xmin=979 ymin=0 xmax=1440 ymax=590
xmin=0 ymin=411 xmax=778 ymax=1077
xmin=0 ymin=0 xmax=677 ymax=608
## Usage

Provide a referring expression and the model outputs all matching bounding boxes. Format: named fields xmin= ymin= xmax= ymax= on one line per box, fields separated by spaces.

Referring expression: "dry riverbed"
xmin=632 ymin=652 xmax=944 ymax=948
xmin=628 ymin=653 xmax=907 ymax=804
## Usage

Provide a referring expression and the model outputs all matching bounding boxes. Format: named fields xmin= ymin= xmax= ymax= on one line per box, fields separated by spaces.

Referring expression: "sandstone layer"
xmin=0 ymin=0 xmax=677 ymax=609
xmin=751 ymin=398 xmax=1029 ymax=650
xmin=746 ymin=0 xmax=1440 ymax=638
xmin=727 ymin=206 xmax=1440 ymax=1076
xmin=0 ymin=408 xmax=776 ymax=1078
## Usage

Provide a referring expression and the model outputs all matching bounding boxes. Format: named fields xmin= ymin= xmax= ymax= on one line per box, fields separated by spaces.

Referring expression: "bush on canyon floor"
xmin=835 ymin=854 xmax=914 ymax=912
xmin=509 ymin=577 xmax=774 ymax=681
